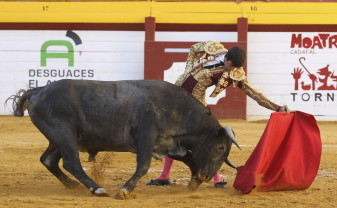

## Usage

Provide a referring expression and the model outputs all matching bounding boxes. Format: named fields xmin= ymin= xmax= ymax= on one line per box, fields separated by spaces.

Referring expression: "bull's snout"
xmin=196 ymin=170 xmax=212 ymax=182
xmin=188 ymin=171 xmax=213 ymax=191
xmin=188 ymin=177 xmax=202 ymax=191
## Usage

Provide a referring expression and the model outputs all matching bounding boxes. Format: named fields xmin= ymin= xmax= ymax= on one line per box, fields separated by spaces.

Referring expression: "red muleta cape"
xmin=233 ymin=111 xmax=322 ymax=194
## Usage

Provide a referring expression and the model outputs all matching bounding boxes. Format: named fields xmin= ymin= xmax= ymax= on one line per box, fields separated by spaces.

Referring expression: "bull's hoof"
xmin=115 ymin=189 xmax=136 ymax=200
xmin=188 ymin=178 xmax=202 ymax=191
xmin=146 ymin=179 xmax=171 ymax=186
xmin=94 ymin=188 xmax=109 ymax=197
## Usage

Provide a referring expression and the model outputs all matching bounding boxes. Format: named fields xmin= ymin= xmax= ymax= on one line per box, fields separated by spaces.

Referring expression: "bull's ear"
xmin=216 ymin=127 xmax=227 ymax=141
xmin=217 ymin=127 xmax=225 ymax=136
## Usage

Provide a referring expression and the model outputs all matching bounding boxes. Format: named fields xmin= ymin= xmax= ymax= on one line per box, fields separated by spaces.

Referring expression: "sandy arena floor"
xmin=0 ymin=115 xmax=336 ymax=208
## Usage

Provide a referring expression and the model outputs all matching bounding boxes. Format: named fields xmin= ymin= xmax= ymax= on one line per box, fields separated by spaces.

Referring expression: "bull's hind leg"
xmin=56 ymin=137 xmax=109 ymax=197
xmin=40 ymin=142 xmax=79 ymax=188
xmin=32 ymin=116 xmax=108 ymax=197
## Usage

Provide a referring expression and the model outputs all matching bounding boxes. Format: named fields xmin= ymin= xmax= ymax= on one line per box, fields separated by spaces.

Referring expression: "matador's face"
xmin=224 ymin=57 xmax=234 ymax=71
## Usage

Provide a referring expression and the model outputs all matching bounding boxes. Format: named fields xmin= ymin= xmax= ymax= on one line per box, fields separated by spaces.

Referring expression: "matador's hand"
xmin=277 ymin=105 xmax=290 ymax=114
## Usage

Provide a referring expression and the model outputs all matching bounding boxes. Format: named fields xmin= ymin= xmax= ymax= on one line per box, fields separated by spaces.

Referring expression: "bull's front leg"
xmin=115 ymin=149 xmax=152 ymax=200
xmin=116 ymin=119 xmax=156 ymax=200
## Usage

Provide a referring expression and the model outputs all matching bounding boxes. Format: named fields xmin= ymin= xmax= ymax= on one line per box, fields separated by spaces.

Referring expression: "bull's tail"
xmin=6 ymin=87 xmax=43 ymax=117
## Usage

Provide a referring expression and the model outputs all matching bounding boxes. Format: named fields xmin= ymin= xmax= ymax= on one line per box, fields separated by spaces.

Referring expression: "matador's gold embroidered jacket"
xmin=175 ymin=41 xmax=281 ymax=111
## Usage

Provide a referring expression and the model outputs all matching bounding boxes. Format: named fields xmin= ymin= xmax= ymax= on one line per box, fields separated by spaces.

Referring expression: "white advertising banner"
xmin=1 ymin=30 xmax=336 ymax=121
xmin=247 ymin=32 xmax=337 ymax=121
xmin=0 ymin=30 xmax=145 ymax=114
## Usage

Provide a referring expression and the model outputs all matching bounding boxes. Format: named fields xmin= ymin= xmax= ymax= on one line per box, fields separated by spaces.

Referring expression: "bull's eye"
xmin=218 ymin=144 xmax=225 ymax=153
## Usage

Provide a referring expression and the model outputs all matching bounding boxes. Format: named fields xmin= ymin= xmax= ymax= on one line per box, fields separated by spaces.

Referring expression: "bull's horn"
xmin=225 ymin=158 xmax=237 ymax=170
xmin=224 ymin=125 xmax=242 ymax=151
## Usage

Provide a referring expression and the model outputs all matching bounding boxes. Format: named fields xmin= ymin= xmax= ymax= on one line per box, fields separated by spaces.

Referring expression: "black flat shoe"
xmin=214 ymin=181 xmax=227 ymax=188
xmin=146 ymin=179 xmax=171 ymax=186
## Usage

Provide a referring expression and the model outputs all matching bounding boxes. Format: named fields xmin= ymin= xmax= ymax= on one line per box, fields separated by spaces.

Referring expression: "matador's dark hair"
xmin=225 ymin=47 xmax=246 ymax=67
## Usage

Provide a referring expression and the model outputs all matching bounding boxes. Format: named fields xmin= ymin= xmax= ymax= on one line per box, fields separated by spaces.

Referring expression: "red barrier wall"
xmin=144 ymin=17 xmax=248 ymax=119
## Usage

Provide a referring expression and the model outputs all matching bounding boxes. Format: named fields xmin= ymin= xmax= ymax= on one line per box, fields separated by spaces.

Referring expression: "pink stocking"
xmin=213 ymin=172 xmax=221 ymax=184
xmin=156 ymin=157 xmax=174 ymax=179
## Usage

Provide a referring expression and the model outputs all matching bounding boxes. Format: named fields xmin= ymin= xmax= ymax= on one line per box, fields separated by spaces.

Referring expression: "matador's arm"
xmin=176 ymin=41 xmax=227 ymax=86
xmin=184 ymin=42 xmax=209 ymax=73
xmin=239 ymin=79 xmax=281 ymax=111
xmin=175 ymin=42 xmax=210 ymax=86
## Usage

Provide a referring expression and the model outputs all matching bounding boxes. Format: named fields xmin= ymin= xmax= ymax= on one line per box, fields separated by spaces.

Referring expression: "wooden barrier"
xmin=144 ymin=17 xmax=248 ymax=119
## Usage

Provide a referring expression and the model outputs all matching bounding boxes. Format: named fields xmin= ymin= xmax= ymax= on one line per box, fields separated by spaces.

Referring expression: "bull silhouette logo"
xmin=40 ymin=31 xmax=82 ymax=67
xmin=292 ymin=57 xmax=337 ymax=91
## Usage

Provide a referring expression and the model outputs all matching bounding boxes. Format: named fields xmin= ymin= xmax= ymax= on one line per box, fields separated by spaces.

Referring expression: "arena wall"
xmin=1 ymin=1 xmax=337 ymax=121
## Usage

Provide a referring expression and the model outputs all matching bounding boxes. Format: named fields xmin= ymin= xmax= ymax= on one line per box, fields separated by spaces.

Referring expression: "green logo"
xmin=41 ymin=40 xmax=74 ymax=67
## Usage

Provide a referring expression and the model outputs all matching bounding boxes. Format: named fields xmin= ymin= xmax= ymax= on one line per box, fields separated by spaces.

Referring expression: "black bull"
xmin=12 ymin=79 xmax=240 ymax=199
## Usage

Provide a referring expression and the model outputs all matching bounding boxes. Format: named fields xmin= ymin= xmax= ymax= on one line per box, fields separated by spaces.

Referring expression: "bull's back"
xmin=32 ymin=79 xmax=218 ymax=127
xmin=37 ymin=79 xmax=200 ymax=116
xmin=28 ymin=79 xmax=219 ymax=151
